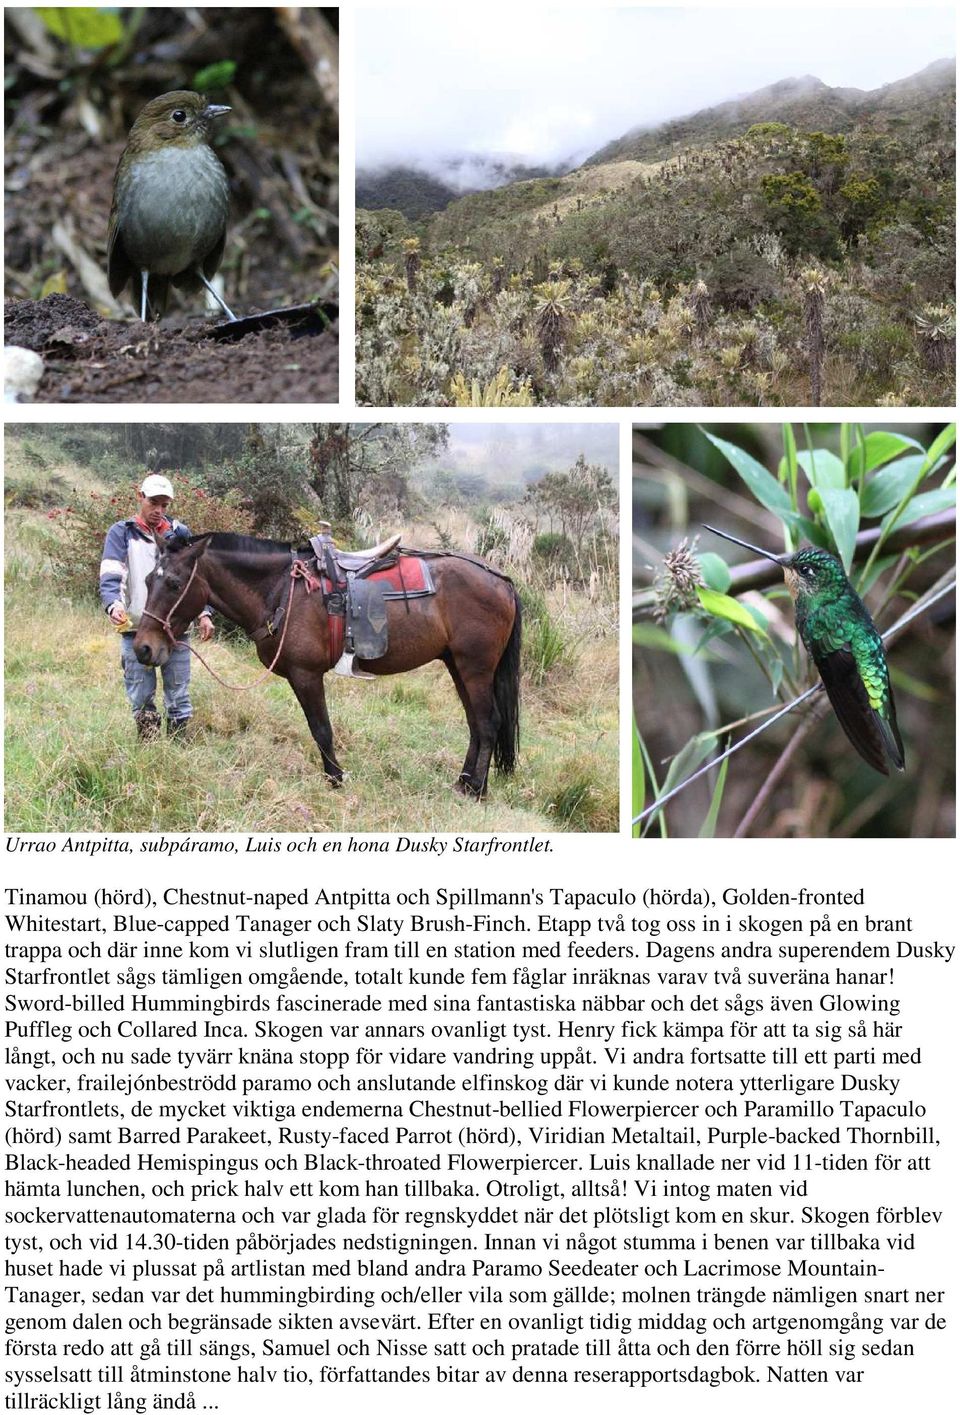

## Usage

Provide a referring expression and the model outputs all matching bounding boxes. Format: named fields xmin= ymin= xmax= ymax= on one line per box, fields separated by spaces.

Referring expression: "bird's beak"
xmin=203 ymin=104 xmax=231 ymax=121
xmin=703 ymin=524 xmax=786 ymax=565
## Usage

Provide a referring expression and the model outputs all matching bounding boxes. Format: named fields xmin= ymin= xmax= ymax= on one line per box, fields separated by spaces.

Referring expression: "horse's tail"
xmin=493 ymin=588 xmax=521 ymax=775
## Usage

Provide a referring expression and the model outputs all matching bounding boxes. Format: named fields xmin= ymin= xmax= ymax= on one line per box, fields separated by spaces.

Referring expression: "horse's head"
xmin=133 ymin=535 xmax=212 ymax=666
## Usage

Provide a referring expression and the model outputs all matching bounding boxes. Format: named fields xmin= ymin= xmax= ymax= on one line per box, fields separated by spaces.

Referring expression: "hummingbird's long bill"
xmin=702 ymin=524 xmax=784 ymax=564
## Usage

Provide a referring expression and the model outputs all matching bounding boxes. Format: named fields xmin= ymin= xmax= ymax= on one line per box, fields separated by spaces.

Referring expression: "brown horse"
xmin=132 ymin=534 xmax=521 ymax=797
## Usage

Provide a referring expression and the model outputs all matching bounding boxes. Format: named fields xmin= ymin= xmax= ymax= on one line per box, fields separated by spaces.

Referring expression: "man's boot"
xmin=134 ymin=708 xmax=162 ymax=741
xmin=167 ymin=717 xmax=191 ymax=741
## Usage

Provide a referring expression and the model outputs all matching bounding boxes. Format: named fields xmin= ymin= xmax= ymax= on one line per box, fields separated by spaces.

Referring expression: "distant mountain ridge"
xmin=358 ymin=59 xmax=955 ymax=221
xmin=585 ymin=58 xmax=956 ymax=165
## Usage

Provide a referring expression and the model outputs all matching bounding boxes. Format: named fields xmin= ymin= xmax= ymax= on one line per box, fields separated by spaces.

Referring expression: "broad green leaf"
xmin=631 ymin=717 xmax=645 ymax=837
xmin=796 ymin=449 xmax=845 ymax=490
xmin=857 ymin=553 xmax=898 ymax=597
xmin=920 ymin=423 xmax=956 ymax=473
xmin=697 ymin=585 xmax=768 ymax=636
xmin=194 ymin=60 xmax=237 ymax=91
xmin=698 ymin=754 xmax=730 ymax=839
xmin=633 ymin=623 xmax=700 ymax=655
xmin=819 ymin=486 xmax=860 ymax=572
xmin=791 ymin=515 xmax=831 ymax=550
xmin=744 ymin=601 xmax=769 ymax=634
xmin=696 ymin=551 xmax=731 ymax=592
xmin=860 ymin=455 xmax=927 ymax=517
xmin=780 ymin=507 xmax=817 ymax=541
xmin=854 ymin=431 xmax=922 ymax=475
xmin=660 ymin=732 xmax=719 ymax=799
xmin=881 ymin=486 xmax=956 ymax=537
xmin=692 ymin=620 xmax=735 ymax=656
xmin=36 ymin=7 xmax=124 ymax=46
xmin=702 ymin=431 xmax=792 ymax=516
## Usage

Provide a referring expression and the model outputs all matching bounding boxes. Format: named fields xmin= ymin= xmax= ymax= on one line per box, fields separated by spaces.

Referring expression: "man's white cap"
xmin=140 ymin=474 xmax=174 ymax=499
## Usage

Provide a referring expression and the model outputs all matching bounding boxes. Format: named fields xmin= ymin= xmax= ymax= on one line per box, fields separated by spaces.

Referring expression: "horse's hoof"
xmin=327 ymin=775 xmax=344 ymax=790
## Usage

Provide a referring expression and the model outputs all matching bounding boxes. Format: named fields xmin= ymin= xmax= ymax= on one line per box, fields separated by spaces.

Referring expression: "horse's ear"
xmin=154 ymin=530 xmax=210 ymax=558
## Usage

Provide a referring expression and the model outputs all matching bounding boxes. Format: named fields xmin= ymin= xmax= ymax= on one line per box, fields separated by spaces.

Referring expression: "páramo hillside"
xmin=357 ymin=61 xmax=955 ymax=409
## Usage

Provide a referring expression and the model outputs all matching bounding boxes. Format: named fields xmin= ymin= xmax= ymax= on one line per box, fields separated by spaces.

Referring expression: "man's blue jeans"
xmin=120 ymin=634 xmax=193 ymax=722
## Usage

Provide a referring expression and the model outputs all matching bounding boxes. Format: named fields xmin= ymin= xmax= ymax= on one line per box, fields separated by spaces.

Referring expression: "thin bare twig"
xmin=732 ymin=711 xmax=822 ymax=837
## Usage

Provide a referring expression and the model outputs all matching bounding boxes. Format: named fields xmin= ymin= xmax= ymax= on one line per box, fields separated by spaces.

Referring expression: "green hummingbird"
xmin=704 ymin=525 xmax=905 ymax=776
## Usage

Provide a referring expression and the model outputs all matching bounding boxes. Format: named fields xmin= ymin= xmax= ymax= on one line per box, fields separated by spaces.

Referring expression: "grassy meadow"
xmin=4 ymin=434 xmax=618 ymax=834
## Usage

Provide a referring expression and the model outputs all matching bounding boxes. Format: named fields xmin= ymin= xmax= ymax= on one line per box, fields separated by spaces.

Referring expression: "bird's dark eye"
xmin=171 ymin=110 xmax=187 ymax=124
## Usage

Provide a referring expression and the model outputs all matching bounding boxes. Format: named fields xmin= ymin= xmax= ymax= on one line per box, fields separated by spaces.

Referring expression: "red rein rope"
xmin=141 ymin=558 xmax=317 ymax=694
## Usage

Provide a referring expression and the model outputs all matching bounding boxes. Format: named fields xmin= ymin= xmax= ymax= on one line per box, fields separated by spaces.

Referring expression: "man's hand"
xmin=198 ymin=614 xmax=214 ymax=643
xmin=108 ymin=603 xmax=128 ymax=626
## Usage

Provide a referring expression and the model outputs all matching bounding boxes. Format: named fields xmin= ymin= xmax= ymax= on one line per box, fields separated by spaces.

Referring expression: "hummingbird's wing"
xmin=814 ymin=645 xmax=905 ymax=775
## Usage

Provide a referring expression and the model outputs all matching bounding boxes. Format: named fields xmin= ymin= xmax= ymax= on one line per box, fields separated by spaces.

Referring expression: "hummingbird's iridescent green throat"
xmin=703 ymin=524 xmax=905 ymax=777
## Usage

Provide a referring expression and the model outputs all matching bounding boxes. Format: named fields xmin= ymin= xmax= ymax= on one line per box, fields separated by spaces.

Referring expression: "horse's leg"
xmin=442 ymin=651 xmax=481 ymax=792
xmin=447 ymin=659 xmax=500 ymax=799
xmin=287 ymin=671 xmax=344 ymax=786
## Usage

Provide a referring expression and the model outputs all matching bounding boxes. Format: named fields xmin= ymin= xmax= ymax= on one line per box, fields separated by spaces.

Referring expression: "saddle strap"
xmin=252 ymin=555 xmax=321 ymax=642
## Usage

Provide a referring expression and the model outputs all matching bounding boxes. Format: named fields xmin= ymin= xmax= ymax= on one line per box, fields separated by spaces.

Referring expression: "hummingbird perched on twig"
xmin=704 ymin=525 xmax=905 ymax=776
xmin=107 ymin=91 xmax=236 ymax=323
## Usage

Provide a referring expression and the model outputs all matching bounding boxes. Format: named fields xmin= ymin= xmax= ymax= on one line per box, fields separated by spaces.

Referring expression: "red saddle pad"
xmin=366 ymin=554 xmax=434 ymax=595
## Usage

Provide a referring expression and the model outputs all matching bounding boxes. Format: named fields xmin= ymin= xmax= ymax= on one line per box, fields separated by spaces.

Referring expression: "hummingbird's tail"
xmin=877 ymin=712 xmax=905 ymax=773
xmin=815 ymin=647 xmax=905 ymax=775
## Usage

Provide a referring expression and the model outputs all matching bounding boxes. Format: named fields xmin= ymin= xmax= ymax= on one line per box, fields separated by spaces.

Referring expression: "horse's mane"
xmin=193 ymin=533 xmax=307 ymax=556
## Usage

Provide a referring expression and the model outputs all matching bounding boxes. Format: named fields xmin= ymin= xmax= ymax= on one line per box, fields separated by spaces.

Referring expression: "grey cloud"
xmin=357 ymin=6 xmax=956 ymax=168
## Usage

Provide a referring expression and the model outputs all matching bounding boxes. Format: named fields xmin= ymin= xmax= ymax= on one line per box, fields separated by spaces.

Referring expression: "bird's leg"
xmin=196 ymin=271 xmax=237 ymax=321
xmin=140 ymin=271 xmax=150 ymax=322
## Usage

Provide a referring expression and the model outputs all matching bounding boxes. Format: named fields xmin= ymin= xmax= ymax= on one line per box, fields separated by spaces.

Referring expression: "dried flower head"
xmin=652 ymin=536 xmax=703 ymax=622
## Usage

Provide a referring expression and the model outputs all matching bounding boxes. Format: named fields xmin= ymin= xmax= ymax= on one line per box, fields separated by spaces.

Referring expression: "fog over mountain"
xmin=429 ymin=423 xmax=618 ymax=482
xmin=357 ymin=6 xmax=956 ymax=172
xmin=356 ymin=154 xmax=565 ymax=221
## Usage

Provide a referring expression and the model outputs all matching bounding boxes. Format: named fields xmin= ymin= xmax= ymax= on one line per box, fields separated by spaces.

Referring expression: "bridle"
xmin=140 ymin=552 xmax=320 ymax=692
xmin=139 ymin=557 xmax=200 ymax=648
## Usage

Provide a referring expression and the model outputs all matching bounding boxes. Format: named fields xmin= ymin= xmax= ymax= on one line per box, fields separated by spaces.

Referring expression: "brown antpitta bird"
xmin=107 ymin=90 xmax=236 ymax=322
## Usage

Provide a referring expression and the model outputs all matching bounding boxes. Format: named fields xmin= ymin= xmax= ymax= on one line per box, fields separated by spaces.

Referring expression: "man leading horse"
xmin=100 ymin=474 xmax=214 ymax=740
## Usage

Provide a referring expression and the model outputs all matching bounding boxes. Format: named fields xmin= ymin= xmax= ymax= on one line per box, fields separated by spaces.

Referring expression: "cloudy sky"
xmin=444 ymin=423 xmax=619 ymax=478
xmin=356 ymin=5 xmax=956 ymax=168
